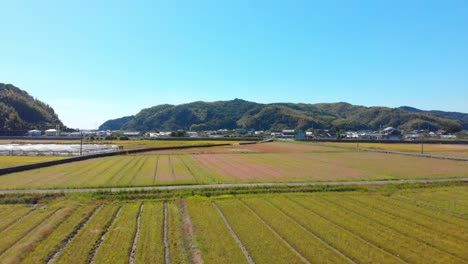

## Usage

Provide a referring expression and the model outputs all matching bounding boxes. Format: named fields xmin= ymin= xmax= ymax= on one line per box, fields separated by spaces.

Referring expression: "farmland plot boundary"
xmin=129 ymin=203 xmax=143 ymax=264
xmin=319 ymin=196 xmax=467 ymax=261
xmin=239 ymin=199 xmax=311 ymax=264
xmin=163 ymin=202 xmax=171 ymax=264
xmin=87 ymin=206 xmax=122 ymax=264
xmin=0 ymin=207 xmax=34 ymax=233
xmin=212 ymin=201 xmax=255 ymax=264
xmin=344 ymin=196 xmax=467 ymax=242
xmin=263 ymin=199 xmax=356 ymax=263
xmin=0 ymin=207 xmax=60 ymax=257
xmin=47 ymin=205 xmax=102 ymax=264
xmin=284 ymin=197 xmax=407 ymax=263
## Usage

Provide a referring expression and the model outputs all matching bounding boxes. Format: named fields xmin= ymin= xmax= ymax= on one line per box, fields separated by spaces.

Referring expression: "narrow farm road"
xmin=0 ymin=177 xmax=466 ymax=194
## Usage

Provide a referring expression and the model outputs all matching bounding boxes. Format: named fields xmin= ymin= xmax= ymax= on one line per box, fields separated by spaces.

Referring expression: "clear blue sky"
xmin=1 ymin=0 xmax=467 ymax=129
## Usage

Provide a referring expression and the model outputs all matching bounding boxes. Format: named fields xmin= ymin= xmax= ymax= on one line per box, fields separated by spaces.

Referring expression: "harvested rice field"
xmin=323 ymin=142 xmax=468 ymax=158
xmin=0 ymin=156 xmax=67 ymax=169
xmin=0 ymin=184 xmax=466 ymax=264
xmin=0 ymin=142 xmax=467 ymax=189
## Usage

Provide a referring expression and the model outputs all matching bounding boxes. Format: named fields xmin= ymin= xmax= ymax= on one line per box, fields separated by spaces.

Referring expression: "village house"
xmin=26 ymin=129 xmax=41 ymax=137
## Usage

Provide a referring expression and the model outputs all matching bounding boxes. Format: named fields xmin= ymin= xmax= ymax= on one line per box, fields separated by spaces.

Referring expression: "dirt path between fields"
xmin=129 ymin=203 xmax=144 ymax=264
xmin=0 ymin=177 xmax=466 ymax=194
xmin=178 ymin=199 xmax=202 ymax=264
xmin=163 ymin=202 xmax=171 ymax=264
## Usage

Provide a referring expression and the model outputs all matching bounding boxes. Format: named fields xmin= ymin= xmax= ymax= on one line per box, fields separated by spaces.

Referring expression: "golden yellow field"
xmin=0 ymin=156 xmax=66 ymax=169
xmin=0 ymin=183 xmax=466 ymax=263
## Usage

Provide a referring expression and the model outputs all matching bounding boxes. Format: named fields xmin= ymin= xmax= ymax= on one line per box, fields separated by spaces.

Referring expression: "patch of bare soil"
xmin=178 ymin=199 xmax=202 ymax=264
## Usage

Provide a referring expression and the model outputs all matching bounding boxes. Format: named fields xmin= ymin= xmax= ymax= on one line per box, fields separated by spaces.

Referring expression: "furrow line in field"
xmin=189 ymin=155 xmax=224 ymax=183
xmin=285 ymin=197 xmax=409 ymax=263
xmin=211 ymin=201 xmax=255 ymax=264
xmin=47 ymin=204 xmax=103 ymax=264
xmin=87 ymin=206 xmax=122 ymax=264
xmin=100 ymin=156 xmax=127 ymax=172
xmin=168 ymin=155 xmax=176 ymax=181
xmin=72 ymin=157 xmax=118 ymax=178
xmin=178 ymin=155 xmax=198 ymax=182
xmin=106 ymin=157 xmax=138 ymax=184
xmin=320 ymin=196 xmax=467 ymax=262
xmin=163 ymin=201 xmax=171 ymax=264
xmin=238 ymin=199 xmax=311 ymax=264
xmin=128 ymin=156 xmax=150 ymax=184
xmin=346 ymin=196 xmax=466 ymax=242
xmin=152 ymin=156 xmax=159 ymax=184
xmin=86 ymin=157 xmax=127 ymax=180
xmin=112 ymin=156 xmax=142 ymax=184
xmin=393 ymin=194 xmax=468 ymax=219
xmin=178 ymin=199 xmax=202 ymax=264
xmin=0 ymin=207 xmax=35 ymax=234
xmin=55 ymin=158 xmax=109 ymax=179
xmin=0 ymin=207 xmax=60 ymax=257
xmin=129 ymin=203 xmax=144 ymax=264
xmin=264 ymin=199 xmax=356 ymax=264
xmin=377 ymin=195 xmax=468 ymax=229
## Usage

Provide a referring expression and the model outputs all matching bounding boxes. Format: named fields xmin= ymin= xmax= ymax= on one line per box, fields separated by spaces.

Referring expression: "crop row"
xmin=0 ymin=187 xmax=466 ymax=263
xmin=194 ymin=151 xmax=468 ymax=182
xmin=1 ymin=149 xmax=468 ymax=189
xmin=0 ymin=154 xmax=224 ymax=189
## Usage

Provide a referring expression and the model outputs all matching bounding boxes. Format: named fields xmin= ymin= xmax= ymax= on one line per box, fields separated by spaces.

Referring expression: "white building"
xmin=281 ymin=129 xmax=295 ymax=138
xmin=97 ymin=131 xmax=111 ymax=137
xmin=187 ymin=131 xmax=199 ymax=137
xmin=123 ymin=131 xmax=141 ymax=137
xmin=45 ymin=129 xmax=58 ymax=137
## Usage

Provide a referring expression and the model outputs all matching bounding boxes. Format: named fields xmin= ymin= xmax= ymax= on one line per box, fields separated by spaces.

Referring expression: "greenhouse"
xmin=0 ymin=144 xmax=119 ymax=156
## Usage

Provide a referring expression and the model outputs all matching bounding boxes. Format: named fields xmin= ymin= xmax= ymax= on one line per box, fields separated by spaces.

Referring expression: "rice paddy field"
xmin=323 ymin=142 xmax=468 ymax=158
xmin=0 ymin=156 xmax=67 ymax=169
xmin=0 ymin=142 xmax=467 ymax=189
xmin=0 ymin=184 xmax=466 ymax=264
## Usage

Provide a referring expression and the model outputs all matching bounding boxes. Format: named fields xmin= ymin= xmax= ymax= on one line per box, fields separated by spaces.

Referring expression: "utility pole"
xmin=80 ymin=131 xmax=83 ymax=156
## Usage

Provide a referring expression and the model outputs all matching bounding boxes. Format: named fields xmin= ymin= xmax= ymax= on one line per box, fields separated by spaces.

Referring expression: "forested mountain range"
xmin=0 ymin=83 xmax=63 ymax=133
xmin=99 ymin=99 xmax=467 ymax=132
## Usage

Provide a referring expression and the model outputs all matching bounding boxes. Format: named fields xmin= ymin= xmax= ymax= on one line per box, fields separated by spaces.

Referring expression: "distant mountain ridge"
xmin=0 ymin=83 xmax=64 ymax=133
xmin=99 ymin=99 xmax=466 ymax=132
xmin=398 ymin=106 xmax=468 ymax=130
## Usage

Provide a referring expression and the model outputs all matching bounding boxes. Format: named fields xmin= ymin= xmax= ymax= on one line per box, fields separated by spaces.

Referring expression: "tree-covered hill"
xmin=100 ymin=99 xmax=465 ymax=132
xmin=0 ymin=83 xmax=63 ymax=133
xmin=398 ymin=106 xmax=468 ymax=130
xmin=98 ymin=115 xmax=135 ymax=131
